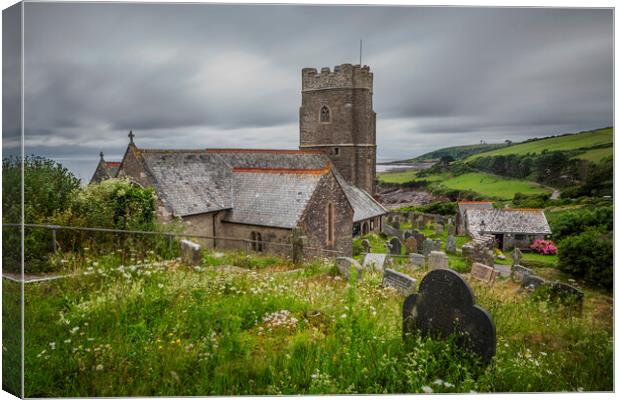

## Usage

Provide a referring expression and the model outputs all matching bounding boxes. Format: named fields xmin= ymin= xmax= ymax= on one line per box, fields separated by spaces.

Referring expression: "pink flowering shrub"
xmin=530 ymin=239 xmax=558 ymax=255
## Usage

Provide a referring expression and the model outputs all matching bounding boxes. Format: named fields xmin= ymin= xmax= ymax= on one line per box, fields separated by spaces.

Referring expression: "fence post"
xmin=51 ymin=228 xmax=57 ymax=253
xmin=291 ymin=228 xmax=305 ymax=265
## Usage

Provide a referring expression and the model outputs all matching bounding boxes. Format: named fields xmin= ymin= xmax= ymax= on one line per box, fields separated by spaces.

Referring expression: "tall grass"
xmin=15 ymin=249 xmax=612 ymax=396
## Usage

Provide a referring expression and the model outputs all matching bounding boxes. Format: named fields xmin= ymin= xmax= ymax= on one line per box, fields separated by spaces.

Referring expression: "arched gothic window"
xmin=320 ymin=106 xmax=331 ymax=123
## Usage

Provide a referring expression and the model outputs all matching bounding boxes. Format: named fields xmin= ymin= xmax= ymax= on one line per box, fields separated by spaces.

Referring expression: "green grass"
xmin=466 ymin=128 xmax=613 ymax=161
xmin=439 ymin=172 xmax=551 ymax=199
xmin=573 ymin=146 xmax=613 ymax=163
xmin=377 ymin=171 xmax=447 ymax=184
xmin=15 ymin=248 xmax=613 ymax=396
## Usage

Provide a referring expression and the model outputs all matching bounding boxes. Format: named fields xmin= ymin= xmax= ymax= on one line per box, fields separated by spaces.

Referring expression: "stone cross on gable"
xmin=99 ymin=151 xmax=104 ymax=161
xmin=128 ymin=130 xmax=135 ymax=143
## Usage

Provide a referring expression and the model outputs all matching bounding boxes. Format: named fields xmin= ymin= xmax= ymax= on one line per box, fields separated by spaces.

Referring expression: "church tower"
xmin=299 ymin=64 xmax=377 ymax=194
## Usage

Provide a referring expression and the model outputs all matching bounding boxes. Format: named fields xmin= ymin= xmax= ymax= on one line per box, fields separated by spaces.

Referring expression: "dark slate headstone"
xmin=335 ymin=257 xmax=363 ymax=280
xmin=510 ymin=264 xmax=533 ymax=283
xmin=389 ymin=237 xmax=402 ymax=255
xmin=521 ymin=274 xmax=547 ymax=291
xmin=403 ymin=230 xmax=413 ymax=239
xmin=180 ymin=240 xmax=202 ymax=266
xmin=549 ymin=282 xmax=584 ymax=307
xmin=383 ymin=268 xmax=417 ymax=296
xmin=361 ymin=239 xmax=371 ymax=254
xmin=402 ymin=269 xmax=496 ymax=364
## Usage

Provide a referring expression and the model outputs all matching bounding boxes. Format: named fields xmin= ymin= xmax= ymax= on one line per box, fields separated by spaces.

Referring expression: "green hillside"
xmin=466 ymin=127 xmax=613 ymax=161
xmin=405 ymin=143 xmax=507 ymax=162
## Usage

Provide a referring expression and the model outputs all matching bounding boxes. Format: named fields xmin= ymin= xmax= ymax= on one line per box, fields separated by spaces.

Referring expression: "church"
xmin=91 ymin=64 xmax=387 ymax=257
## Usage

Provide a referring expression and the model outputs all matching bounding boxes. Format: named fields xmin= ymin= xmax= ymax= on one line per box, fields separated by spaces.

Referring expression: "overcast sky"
xmin=5 ymin=3 xmax=614 ymax=181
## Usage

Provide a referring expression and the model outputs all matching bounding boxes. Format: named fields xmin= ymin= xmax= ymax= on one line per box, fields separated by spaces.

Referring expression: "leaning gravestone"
xmin=445 ymin=235 xmax=457 ymax=254
xmin=363 ymin=253 xmax=388 ymax=272
xmin=510 ymin=264 xmax=533 ymax=283
xmin=549 ymin=282 xmax=584 ymax=307
xmin=361 ymin=239 xmax=371 ymax=254
xmin=335 ymin=257 xmax=363 ymax=280
xmin=428 ymin=251 xmax=449 ymax=271
xmin=511 ymin=247 xmax=522 ymax=266
xmin=470 ymin=262 xmax=498 ymax=285
xmin=402 ymin=269 xmax=496 ymax=364
xmin=180 ymin=240 xmax=202 ymax=266
xmin=403 ymin=230 xmax=413 ymax=239
xmin=521 ymin=275 xmax=547 ymax=291
xmin=389 ymin=237 xmax=402 ymax=255
xmin=383 ymin=268 xmax=417 ymax=296
xmin=409 ymin=253 xmax=426 ymax=268
xmin=405 ymin=237 xmax=418 ymax=254
xmin=422 ymin=239 xmax=433 ymax=256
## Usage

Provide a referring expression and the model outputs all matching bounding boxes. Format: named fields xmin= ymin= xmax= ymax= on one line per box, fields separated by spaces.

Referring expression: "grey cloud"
xmin=5 ymin=3 xmax=612 ymax=180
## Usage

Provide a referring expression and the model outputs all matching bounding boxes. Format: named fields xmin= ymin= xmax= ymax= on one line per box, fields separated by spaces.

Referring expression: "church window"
xmin=251 ymin=231 xmax=263 ymax=252
xmin=320 ymin=106 xmax=331 ymax=123
xmin=326 ymin=202 xmax=335 ymax=246
xmin=333 ymin=147 xmax=340 ymax=156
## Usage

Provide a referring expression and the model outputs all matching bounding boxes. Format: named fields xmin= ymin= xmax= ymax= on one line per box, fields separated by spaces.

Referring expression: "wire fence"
xmin=2 ymin=223 xmax=344 ymax=275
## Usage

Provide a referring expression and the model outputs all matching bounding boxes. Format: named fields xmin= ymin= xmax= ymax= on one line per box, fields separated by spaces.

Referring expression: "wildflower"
xmin=37 ymin=350 xmax=47 ymax=358
xmin=540 ymin=351 xmax=547 ymax=356
xmin=64 ymin=339 xmax=71 ymax=344
xmin=87 ymin=338 xmax=95 ymax=341
xmin=49 ymin=342 xmax=56 ymax=350
xmin=96 ymin=364 xmax=104 ymax=371
xmin=340 ymin=313 xmax=347 ymax=319
xmin=158 ymin=284 xmax=164 ymax=289
xmin=421 ymin=386 xmax=433 ymax=394
xmin=70 ymin=326 xmax=80 ymax=334
xmin=433 ymin=379 xmax=444 ymax=386
xmin=444 ymin=382 xmax=454 ymax=388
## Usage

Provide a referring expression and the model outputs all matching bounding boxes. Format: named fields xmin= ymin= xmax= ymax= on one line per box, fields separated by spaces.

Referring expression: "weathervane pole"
xmin=359 ymin=39 xmax=363 ymax=65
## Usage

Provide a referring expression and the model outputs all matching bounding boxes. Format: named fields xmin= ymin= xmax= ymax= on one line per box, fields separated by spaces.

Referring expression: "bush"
xmin=549 ymin=206 xmax=612 ymax=241
xmin=512 ymin=192 xmax=550 ymax=208
xmin=529 ymin=240 xmax=557 ymax=255
xmin=557 ymin=229 xmax=613 ymax=288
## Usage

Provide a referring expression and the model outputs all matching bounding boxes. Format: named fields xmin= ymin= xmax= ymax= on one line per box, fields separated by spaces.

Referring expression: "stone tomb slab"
xmin=402 ymin=269 xmax=496 ymax=364
xmin=363 ymin=253 xmax=388 ymax=272
xmin=549 ymin=282 xmax=584 ymax=307
xmin=382 ymin=268 xmax=417 ymax=296
xmin=180 ymin=240 xmax=202 ymax=266
xmin=335 ymin=257 xmax=363 ymax=280
xmin=511 ymin=264 xmax=533 ymax=283
xmin=470 ymin=262 xmax=498 ymax=284
xmin=521 ymin=275 xmax=547 ymax=291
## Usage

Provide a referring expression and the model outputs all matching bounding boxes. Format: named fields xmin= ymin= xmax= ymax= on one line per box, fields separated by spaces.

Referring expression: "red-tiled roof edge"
xmin=105 ymin=162 xmax=121 ymax=166
xmin=232 ymin=167 xmax=330 ymax=175
xmin=207 ymin=148 xmax=323 ymax=154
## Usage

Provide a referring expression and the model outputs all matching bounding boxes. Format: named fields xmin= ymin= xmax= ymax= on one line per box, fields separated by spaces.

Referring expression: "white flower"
xmin=340 ymin=313 xmax=347 ymax=319
xmin=421 ymin=386 xmax=433 ymax=393
xmin=96 ymin=364 xmax=104 ymax=371
xmin=433 ymin=379 xmax=444 ymax=385
xmin=64 ymin=339 xmax=71 ymax=344
xmin=49 ymin=342 xmax=56 ymax=349
xmin=158 ymin=284 xmax=164 ymax=289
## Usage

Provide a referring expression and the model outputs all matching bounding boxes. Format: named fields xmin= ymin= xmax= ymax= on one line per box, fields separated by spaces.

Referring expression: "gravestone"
xmin=447 ymin=224 xmax=456 ymax=236
xmin=180 ymin=240 xmax=202 ymax=266
xmin=435 ymin=224 xmax=444 ymax=235
xmin=414 ymin=232 xmax=426 ymax=250
xmin=432 ymin=240 xmax=443 ymax=252
xmin=335 ymin=257 xmax=363 ymax=280
xmin=361 ymin=239 xmax=371 ymax=254
xmin=428 ymin=251 xmax=449 ymax=270
xmin=393 ymin=220 xmax=401 ymax=230
xmin=511 ymin=247 xmax=522 ymax=266
xmin=389 ymin=237 xmax=402 ymax=256
xmin=409 ymin=253 xmax=426 ymax=268
xmin=416 ymin=216 xmax=424 ymax=229
xmin=549 ymin=282 xmax=584 ymax=307
xmin=383 ymin=224 xmax=402 ymax=239
xmin=521 ymin=275 xmax=547 ymax=291
xmin=402 ymin=269 xmax=496 ymax=364
xmin=470 ymin=262 xmax=498 ymax=284
xmin=422 ymin=239 xmax=434 ymax=256
xmin=405 ymin=237 xmax=418 ymax=254
xmin=363 ymin=253 xmax=388 ymax=272
xmin=510 ymin=264 xmax=533 ymax=283
xmin=403 ymin=230 xmax=413 ymax=239
xmin=384 ymin=241 xmax=392 ymax=254
xmin=445 ymin=235 xmax=457 ymax=254
xmin=382 ymin=268 xmax=417 ymax=296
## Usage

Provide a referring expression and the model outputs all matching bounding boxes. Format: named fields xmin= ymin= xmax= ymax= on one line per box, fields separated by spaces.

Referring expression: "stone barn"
xmin=464 ymin=208 xmax=552 ymax=251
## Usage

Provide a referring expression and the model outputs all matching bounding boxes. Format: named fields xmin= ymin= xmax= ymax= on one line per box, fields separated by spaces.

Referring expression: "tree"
xmin=439 ymin=155 xmax=455 ymax=165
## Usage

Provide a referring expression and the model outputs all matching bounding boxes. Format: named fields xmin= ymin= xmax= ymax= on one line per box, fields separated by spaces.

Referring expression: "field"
xmin=573 ymin=146 xmax=613 ymax=163
xmin=377 ymin=170 xmax=447 ymax=184
xmin=7 ymin=247 xmax=612 ymax=396
xmin=465 ymin=128 xmax=613 ymax=161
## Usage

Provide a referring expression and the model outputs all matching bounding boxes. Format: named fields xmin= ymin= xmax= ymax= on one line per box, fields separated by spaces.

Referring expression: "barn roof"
xmin=465 ymin=208 xmax=552 ymax=235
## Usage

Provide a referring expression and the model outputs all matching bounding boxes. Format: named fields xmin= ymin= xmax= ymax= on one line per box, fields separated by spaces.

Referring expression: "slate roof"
xmin=128 ymin=146 xmax=387 ymax=227
xmin=226 ymin=168 xmax=328 ymax=228
xmin=457 ymin=201 xmax=494 ymax=219
xmin=333 ymin=170 xmax=387 ymax=223
xmin=465 ymin=208 xmax=552 ymax=235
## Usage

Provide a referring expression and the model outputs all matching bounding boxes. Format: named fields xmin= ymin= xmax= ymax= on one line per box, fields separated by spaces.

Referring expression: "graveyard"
xmin=6 ymin=229 xmax=613 ymax=396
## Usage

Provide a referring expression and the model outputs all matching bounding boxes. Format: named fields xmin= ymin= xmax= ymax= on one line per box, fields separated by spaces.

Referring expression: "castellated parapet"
xmin=302 ymin=64 xmax=373 ymax=92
